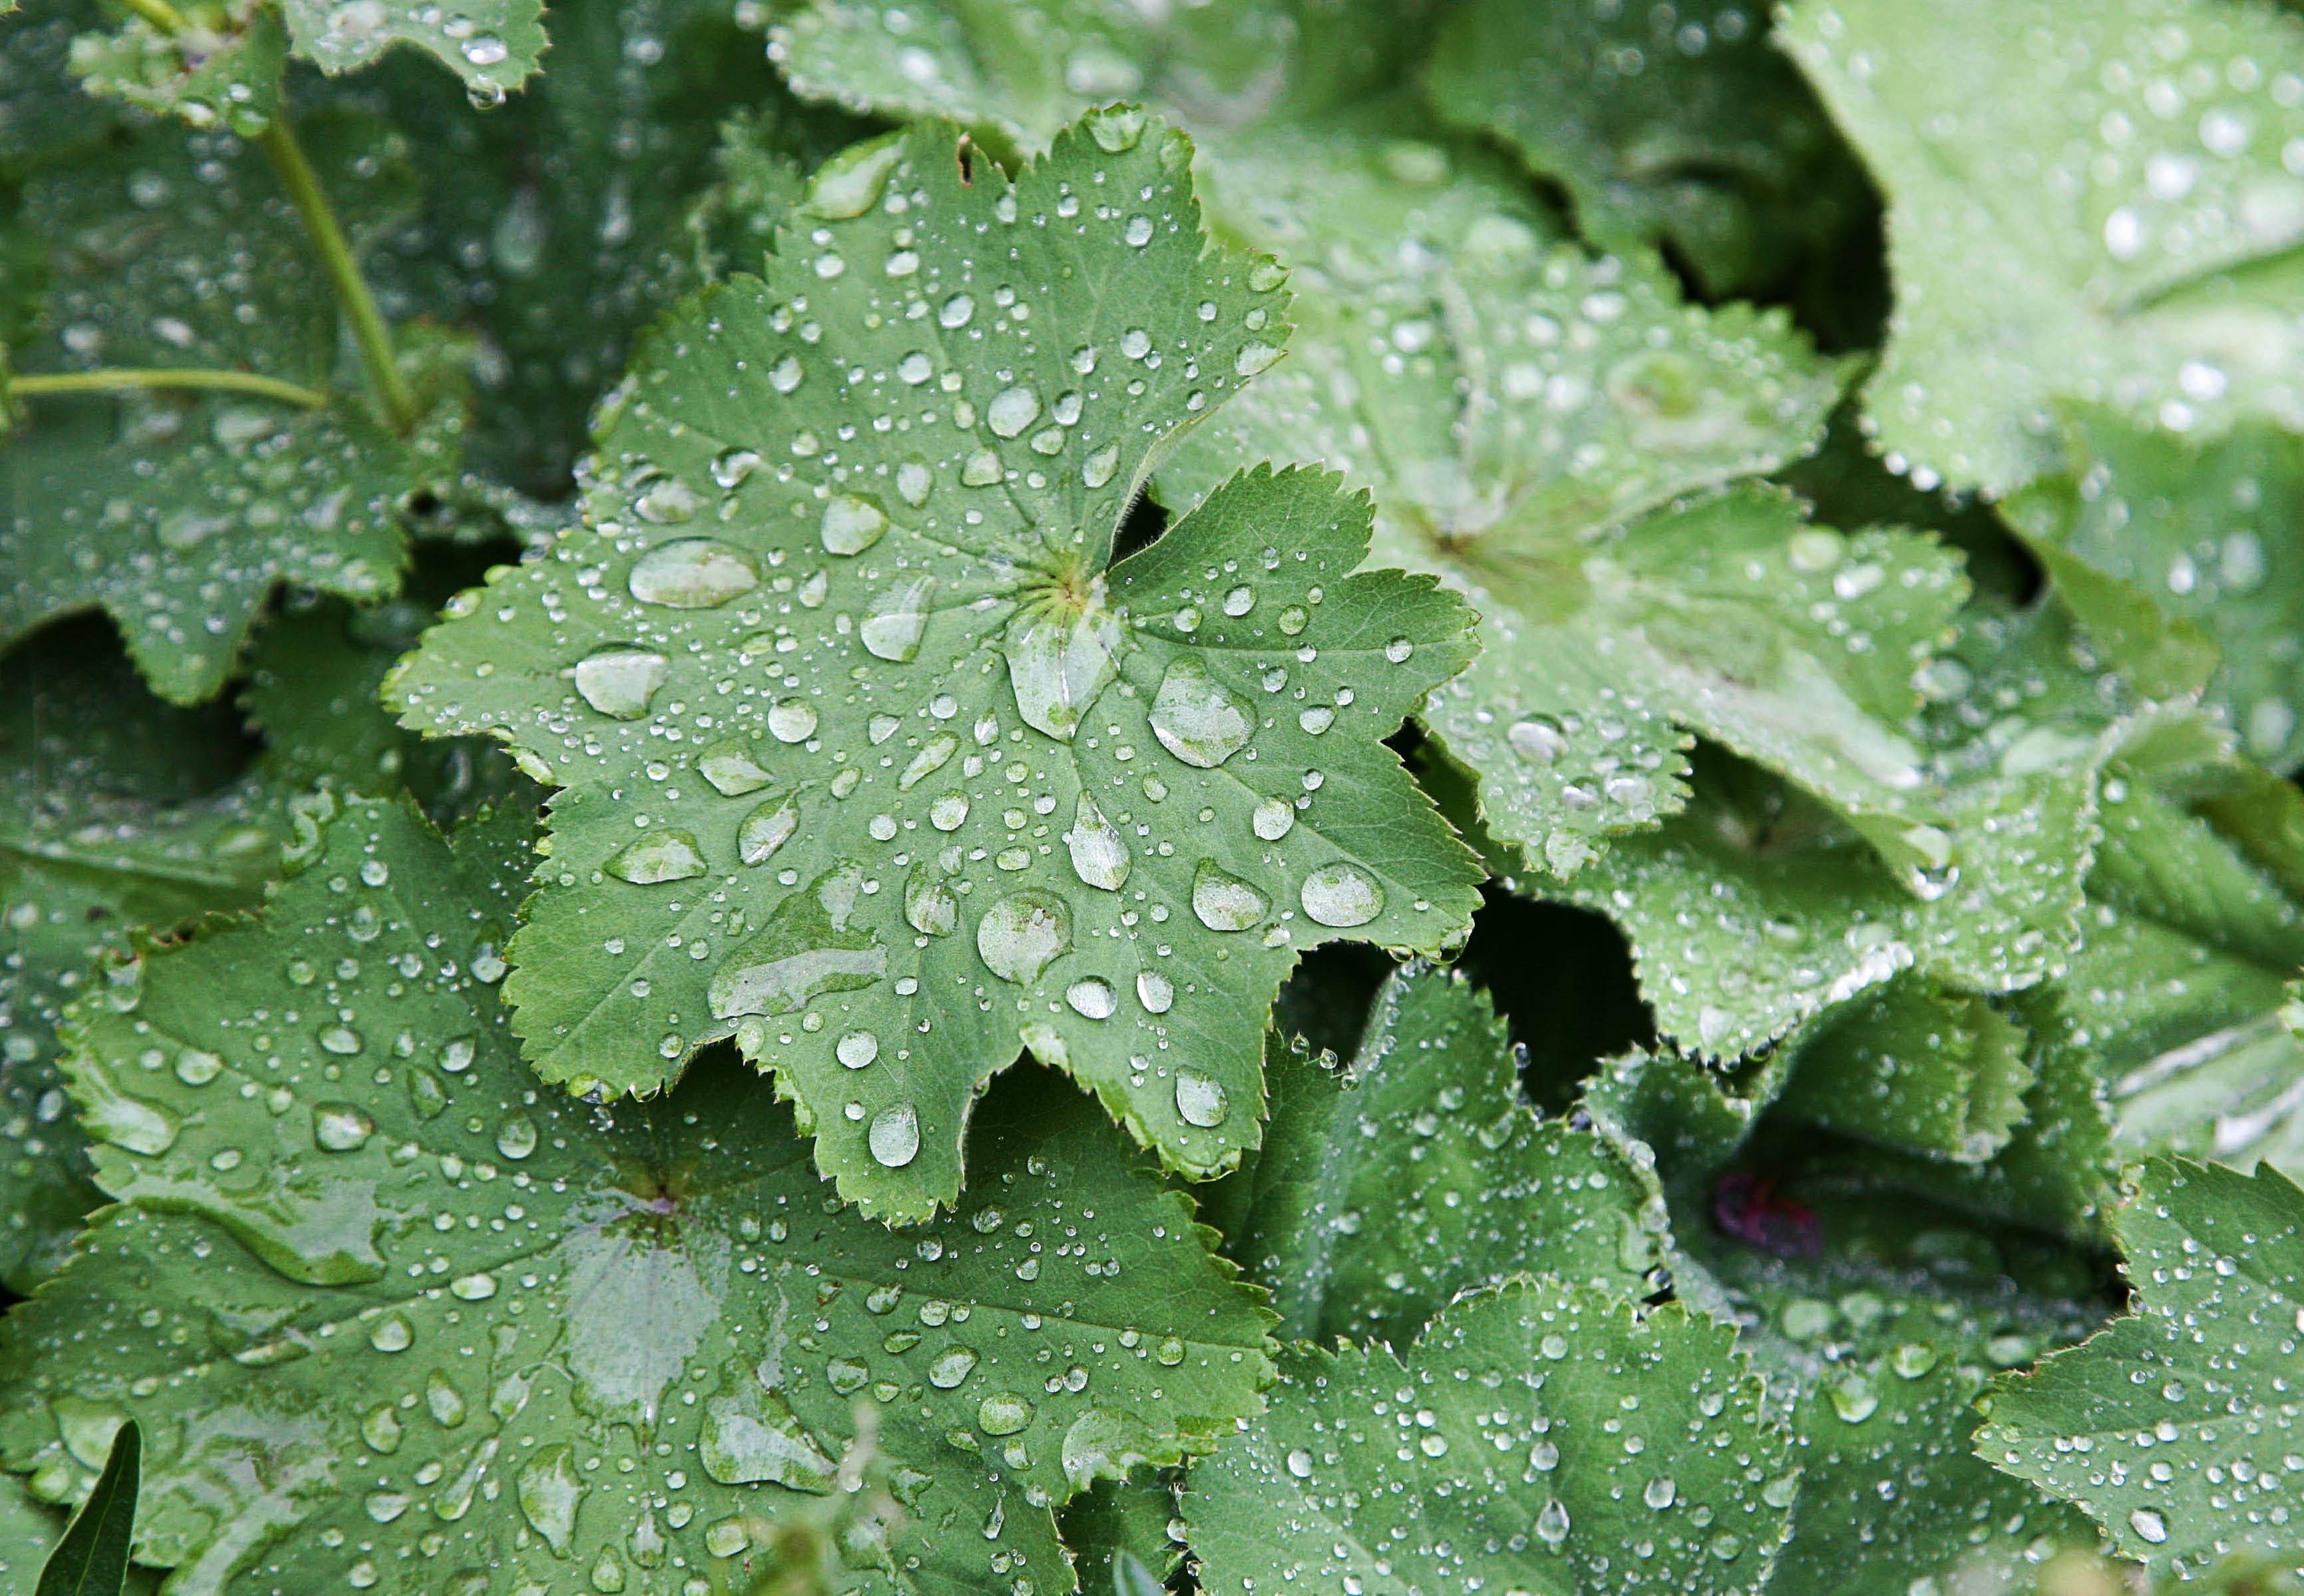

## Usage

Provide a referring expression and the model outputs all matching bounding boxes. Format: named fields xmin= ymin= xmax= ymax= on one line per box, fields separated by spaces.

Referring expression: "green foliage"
xmin=1982 ymin=1158 xmax=2304 ymax=1575
xmin=11 ymin=0 xmax=2304 ymax=1590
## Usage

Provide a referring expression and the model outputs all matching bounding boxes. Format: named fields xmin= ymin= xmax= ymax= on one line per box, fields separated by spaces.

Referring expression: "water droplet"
xmin=1065 ymin=977 xmax=1117 ymax=1019
xmin=1191 ymin=861 xmax=1267 ymax=931
xmin=1536 ymin=1498 xmax=1571 ymax=1546
xmin=1175 ymin=1069 xmax=1229 ymax=1127
xmin=1508 ymin=717 xmax=1566 ymax=762
xmin=310 ymin=1101 xmax=374 ymax=1153
xmin=820 ymin=494 xmax=889 ymax=556
xmin=928 ymin=1347 xmax=980 ymax=1388
xmin=1830 ymin=1378 xmax=1879 ymax=1424
xmin=977 ymin=892 xmax=1072 ymax=984
xmin=575 ymin=648 xmax=669 ymax=719
xmin=862 ymin=575 xmax=938 ymax=663
xmin=767 ymin=700 xmax=818 ymax=743
xmin=1299 ymin=863 xmax=1384 ymax=928
xmin=1136 ymin=971 xmax=1174 ymax=1013
xmin=987 ymin=386 xmax=1041 ymax=438
xmin=978 ymin=1392 xmax=1034 ymax=1436
xmin=1286 ymin=1448 xmax=1314 ymax=1479
xmin=1005 ymin=601 xmax=1121 ymax=742
xmin=738 ymin=792 xmax=802 ymax=865
xmin=699 ymin=739 xmax=773 ymax=798
xmin=1251 ymin=796 xmax=1295 ymax=840
xmin=605 ymin=831 xmax=708 ymax=885
xmin=1067 ymin=794 xmax=1131 ymax=891
xmin=628 ymin=539 xmax=758 ymax=608
xmin=701 ymin=1388 xmax=839 ymax=1489
xmin=517 ymin=1446 xmax=584 ymax=1556
xmin=1643 ymin=1476 xmax=1676 ymax=1510
xmin=2128 ymin=1507 xmax=2169 ymax=1545
xmin=808 ymin=136 xmax=902 ymax=218
xmin=868 ymin=1103 xmax=920 ymax=1168
xmin=1150 ymin=659 xmax=1254 ymax=768
xmin=496 ymin=1114 xmax=538 ymax=1160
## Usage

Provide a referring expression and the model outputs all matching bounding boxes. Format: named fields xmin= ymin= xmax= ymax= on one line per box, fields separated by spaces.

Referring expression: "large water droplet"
xmin=701 ymin=1387 xmax=839 ymax=1489
xmin=928 ymin=1346 xmax=980 ymax=1388
xmin=575 ymin=648 xmax=669 ymax=719
xmin=738 ymin=792 xmax=802 ymax=864
xmin=977 ymin=892 xmax=1072 ymax=983
xmin=868 ymin=1103 xmax=921 ymax=1168
xmin=1150 ymin=659 xmax=1254 ymax=768
xmin=861 ymin=575 xmax=938 ymax=663
xmin=605 ymin=831 xmax=708 ymax=885
xmin=1191 ymin=860 xmax=1267 ymax=931
xmin=699 ymin=738 xmax=773 ymax=797
xmin=821 ymin=494 xmax=889 ymax=555
xmin=1005 ymin=599 xmax=1121 ymax=741
xmin=517 ymin=1446 xmax=584 ymax=1556
xmin=1299 ymin=863 xmax=1384 ymax=928
xmin=978 ymin=1391 xmax=1034 ymax=1436
xmin=1536 ymin=1498 xmax=1572 ymax=1547
xmin=628 ymin=539 xmax=758 ymax=608
xmin=1067 ymin=794 xmax=1130 ymax=891
xmin=2128 ymin=1507 xmax=2169 ymax=1545
xmin=986 ymin=386 xmax=1041 ymax=438
xmin=1175 ymin=1069 xmax=1229 ymax=1127
xmin=312 ymin=1102 xmax=375 ymax=1152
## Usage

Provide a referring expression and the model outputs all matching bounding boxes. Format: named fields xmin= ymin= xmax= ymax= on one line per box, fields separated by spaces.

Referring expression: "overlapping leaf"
xmin=391 ymin=113 xmax=1483 ymax=1222
xmin=0 ymin=796 xmax=1276 ymax=1595
xmin=1188 ymin=1280 xmax=1797 ymax=1596
xmin=1202 ymin=962 xmax=1659 ymax=1348
xmin=1980 ymin=1157 xmax=2304 ymax=1575
xmin=1420 ymin=0 xmax=1870 ymax=301
xmin=0 ymin=119 xmax=461 ymax=704
xmin=2006 ymin=407 xmax=2304 ymax=770
xmin=360 ymin=0 xmax=861 ymax=493
xmin=1679 ymin=1158 xmax=2109 ymax=1595
xmin=1781 ymin=0 xmax=2304 ymax=495
xmin=0 ymin=624 xmax=288 ymax=1294
xmin=770 ymin=0 xmax=1438 ymax=159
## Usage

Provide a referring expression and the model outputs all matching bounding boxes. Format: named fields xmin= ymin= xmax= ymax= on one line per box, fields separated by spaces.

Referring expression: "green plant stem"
xmin=257 ymin=118 xmax=418 ymax=434
xmin=117 ymin=0 xmax=191 ymax=32
xmin=9 ymin=368 xmax=328 ymax=407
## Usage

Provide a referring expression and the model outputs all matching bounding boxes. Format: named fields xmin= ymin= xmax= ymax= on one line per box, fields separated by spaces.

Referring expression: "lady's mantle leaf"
xmin=0 ymin=623 xmax=290 ymax=1295
xmin=1187 ymin=1280 xmax=1796 ymax=1596
xmin=33 ymin=1420 xmax=138 ymax=1596
xmin=390 ymin=114 xmax=1483 ymax=1222
xmin=1420 ymin=0 xmax=1869 ymax=301
xmin=0 ymin=796 xmax=1276 ymax=1596
xmin=1203 ymin=963 xmax=1661 ymax=1348
xmin=1781 ymin=0 xmax=2304 ymax=495
xmin=1980 ymin=1157 xmax=2304 ymax=1575
xmin=0 ymin=121 xmax=459 ymax=705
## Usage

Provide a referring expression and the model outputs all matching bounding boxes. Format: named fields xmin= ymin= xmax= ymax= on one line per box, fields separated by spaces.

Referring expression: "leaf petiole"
xmin=7 ymin=368 xmax=329 ymax=409
xmin=256 ymin=117 xmax=418 ymax=435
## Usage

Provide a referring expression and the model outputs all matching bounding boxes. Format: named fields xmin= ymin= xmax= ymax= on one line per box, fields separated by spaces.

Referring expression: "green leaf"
xmin=2006 ymin=407 xmax=2304 ymax=769
xmin=2072 ymin=766 xmax=2304 ymax=1175
xmin=1058 ymin=1477 xmax=1178 ymax=1596
xmin=0 ymin=120 xmax=461 ymax=704
xmin=770 ymin=0 xmax=1441 ymax=159
xmin=34 ymin=1422 xmax=137 ymax=1596
xmin=1187 ymin=1280 xmax=1797 ymax=1596
xmin=1980 ymin=1157 xmax=2304 ymax=1575
xmin=282 ymin=0 xmax=543 ymax=99
xmin=1419 ymin=0 xmax=1869 ymax=300
xmin=390 ymin=113 xmax=1483 ymax=1222
xmin=1776 ymin=975 xmax=2036 ymax=1164
xmin=2 ymin=1473 xmax=63 ymax=1594
xmin=67 ymin=3 xmax=285 ymax=138
xmin=0 ymin=622 xmax=290 ymax=1295
xmin=0 ymin=794 xmax=1277 ymax=1594
xmin=360 ymin=0 xmax=860 ymax=494
xmin=1679 ymin=1162 xmax=2110 ymax=1596
xmin=1201 ymin=962 xmax=1661 ymax=1347
xmin=1167 ymin=140 xmax=1942 ymax=886
xmin=1779 ymin=0 xmax=2304 ymax=495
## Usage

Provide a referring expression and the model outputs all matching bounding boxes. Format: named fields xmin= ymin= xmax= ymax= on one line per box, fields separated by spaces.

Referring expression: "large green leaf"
xmin=390 ymin=114 xmax=1484 ymax=1222
xmin=1201 ymin=962 xmax=1660 ymax=1347
xmin=1780 ymin=0 xmax=2304 ymax=495
xmin=0 ymin=795 xmax=1277 ymax=1596
xmin=0 ymin=623 xmax=288 ymax=1294
xmin=1980 ymin=1157 xmax=2304 ymax=1576
xmin=770 ymin=0 xmax=1440 ymax=160
xmin=0 ymin=120 xmax=460 ymax=704
xmin=1420 ymin=0 xmax=1869 ymax=301
xmin=2005 ymin=407 xmax=2304 ymax=770
xmin=1187 ymin=1279 xmax=1797 ymax=1596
